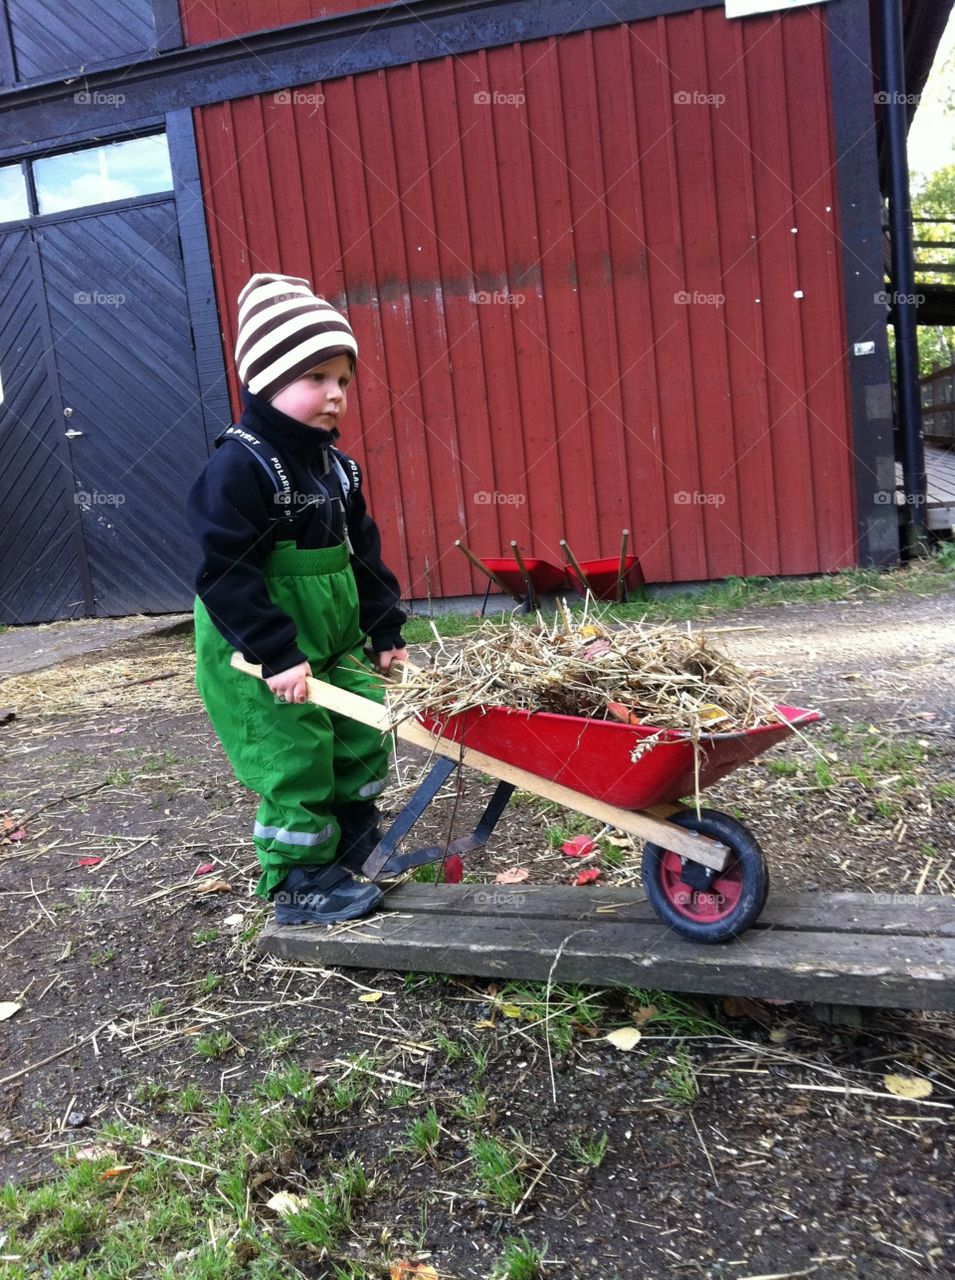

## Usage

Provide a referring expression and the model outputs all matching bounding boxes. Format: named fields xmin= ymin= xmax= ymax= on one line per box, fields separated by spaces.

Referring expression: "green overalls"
xmin=194 ymin=539 xmax=392 ymax=900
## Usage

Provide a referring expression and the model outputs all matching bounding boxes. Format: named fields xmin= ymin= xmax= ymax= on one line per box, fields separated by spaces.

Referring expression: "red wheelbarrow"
xmin=232 ymin=655 xmax=823 ymax=944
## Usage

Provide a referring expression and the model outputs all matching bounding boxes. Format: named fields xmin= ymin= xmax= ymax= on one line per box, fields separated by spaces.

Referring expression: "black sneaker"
xmin=273 ymin=863 xmax=383 ymax=925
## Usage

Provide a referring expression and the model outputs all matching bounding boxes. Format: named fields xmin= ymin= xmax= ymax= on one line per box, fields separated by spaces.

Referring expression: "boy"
xmin=187 ymin=273 xmax=407 ymax=925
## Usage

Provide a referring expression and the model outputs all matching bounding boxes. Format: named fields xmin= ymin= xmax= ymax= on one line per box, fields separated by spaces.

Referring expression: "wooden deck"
xmin=896 ymin=442 xmax=955 ymax=529
xmin=258 ymin=885 xmax=955 ymax=1012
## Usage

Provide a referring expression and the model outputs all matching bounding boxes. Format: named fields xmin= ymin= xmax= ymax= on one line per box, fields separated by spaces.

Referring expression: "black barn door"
xmin=0 ymin=230 xmax=91 ymax=624
xmin=35 ymin=201 xmax=208 ymax=616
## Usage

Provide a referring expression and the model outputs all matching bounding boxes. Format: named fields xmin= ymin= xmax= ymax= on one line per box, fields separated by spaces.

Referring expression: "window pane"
xmin=33 ymin=135 xmax=172 ymax=215
xmin=0 ymin=164 xmax=29 ymax=223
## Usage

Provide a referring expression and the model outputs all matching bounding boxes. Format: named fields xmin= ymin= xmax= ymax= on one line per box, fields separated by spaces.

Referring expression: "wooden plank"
xmin=230 ymin=654 xmax=730 ymax=870
xmin=371 ymin=884 xmax=955 ymax=938
xmin=258 ymin=908 xmax=955 ymax=1011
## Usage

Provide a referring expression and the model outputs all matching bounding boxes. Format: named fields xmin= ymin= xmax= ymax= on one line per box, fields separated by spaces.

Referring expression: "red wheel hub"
xmin=657 ymin=850 xmax=743 ymax=922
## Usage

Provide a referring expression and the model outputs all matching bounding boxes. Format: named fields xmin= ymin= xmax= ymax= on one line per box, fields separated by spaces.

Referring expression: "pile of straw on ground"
xmin=389 ymin=605 xmax=783 ymax=736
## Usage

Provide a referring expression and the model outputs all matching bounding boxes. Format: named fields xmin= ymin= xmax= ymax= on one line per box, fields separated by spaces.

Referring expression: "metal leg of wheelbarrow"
xmin=359 ymin=756 xmax=515 ymax=882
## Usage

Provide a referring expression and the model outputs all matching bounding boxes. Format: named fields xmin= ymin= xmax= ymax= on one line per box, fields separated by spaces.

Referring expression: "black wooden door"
xmin=35 ymin=201 xmax=208 ymax=616
xmin=0 ymin=229 xmax=92 ymax=625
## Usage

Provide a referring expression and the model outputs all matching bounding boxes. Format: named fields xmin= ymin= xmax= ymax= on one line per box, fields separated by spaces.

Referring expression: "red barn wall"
xmin=192 ymin=4 xmax=858 ymax=600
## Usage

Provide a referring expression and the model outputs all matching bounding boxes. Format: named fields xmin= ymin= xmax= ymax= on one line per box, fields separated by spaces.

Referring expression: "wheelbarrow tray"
xmin=566 ymin=555 xmax=644 ymax=601
xmin=418 ymin=702 xmax=823 ymax=809
xmin=480 ymin=556 xmax=568 ymax=595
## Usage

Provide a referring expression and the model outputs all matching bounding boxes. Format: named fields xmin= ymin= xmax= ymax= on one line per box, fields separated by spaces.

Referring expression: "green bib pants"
xmin=194 ymin=541 xmax=392 ymax=900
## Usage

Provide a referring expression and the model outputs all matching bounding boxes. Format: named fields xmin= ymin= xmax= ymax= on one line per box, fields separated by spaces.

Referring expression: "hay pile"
xmin=390 ymin=606 xmax=783 ymax=736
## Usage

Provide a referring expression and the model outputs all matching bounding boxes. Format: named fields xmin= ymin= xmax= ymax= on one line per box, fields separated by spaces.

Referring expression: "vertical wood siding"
xmin=193 ymin=5 xmax=857 ymax=598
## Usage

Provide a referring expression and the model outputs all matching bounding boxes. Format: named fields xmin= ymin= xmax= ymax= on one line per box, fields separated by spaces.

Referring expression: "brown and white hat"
xmin=234 ymin=273 xmax=358 ymax=401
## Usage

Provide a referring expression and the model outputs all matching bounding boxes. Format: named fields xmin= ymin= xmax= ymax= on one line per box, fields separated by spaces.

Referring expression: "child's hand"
xmin=373 ymin=646 xmax=409 ymax=674
xmin=266 ymin=661 xmax=313 ymax=704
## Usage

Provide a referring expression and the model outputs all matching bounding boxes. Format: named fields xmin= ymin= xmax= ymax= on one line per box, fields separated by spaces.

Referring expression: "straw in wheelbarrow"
xmin=388 ymin=602 xmax=785 ymax=737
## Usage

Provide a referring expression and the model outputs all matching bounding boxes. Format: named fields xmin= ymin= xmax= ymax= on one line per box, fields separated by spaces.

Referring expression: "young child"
xmin=187 ymin=273 xmax=408 ymax=925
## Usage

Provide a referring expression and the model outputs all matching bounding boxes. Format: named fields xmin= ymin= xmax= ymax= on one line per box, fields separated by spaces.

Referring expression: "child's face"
xmin=269 ymin=353 xmax=354 ymax=429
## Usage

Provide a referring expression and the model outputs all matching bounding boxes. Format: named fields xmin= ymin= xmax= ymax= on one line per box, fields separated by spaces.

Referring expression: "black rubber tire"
xmin=642 ymin=807 xmax=769 ymax=944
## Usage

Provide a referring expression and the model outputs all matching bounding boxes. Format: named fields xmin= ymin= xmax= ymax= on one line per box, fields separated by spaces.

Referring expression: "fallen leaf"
xmin=194 ymin=878 xmax=232 ymax=894
xmin=561 ymin=835 xmax=596 ymax=858
xmin=76 ymin=857 xmax=103 ymax=868
xmin=500 ymin=1003 xmax=523 ymax=1019
xmin=632 ymin=1005 xmax=658 ymax=1026
xmin=358 ymin=991 xmax=384 ymax=1003
xmin=768 ymin=1027 xmax=790 ymax=1044
xmin=722 ymin=996 xmax=773 ymax=1026
xmin=604 ymin=1027 xmax=642 ymax=1051
xmin=223 ymin=913 xmax=244 ymax=926
xmin=474 ymin=1019 xmax=496 ymax=1029
xmin=73 ymin=1144 xmax=117 ymax=1162
xmin=493 ymin=867 xmax=529 ymax=884
xmin=574 ymin=868 xmax=602 ymax=885
xmin=883 ymin=1074 xmax=933 ymax=1099
xmin=7 ymin=829 xmax=26 ymax=842
xmin=108 ymin=726 xmax=127 ymax=735
xmin=605 ymin=835 xmax=633 ymax=848
xmin=193 ymin=862 xmax=216 ymax=876
xmin=391 ymin=1263 xmax=439 ymax=1280
xmin=266 ymin=1191 xmax=309 ymax=1217
xmin=99 ymin=1165 xmax=135 ymax=1180
xmin=0 ymin=1002 xmax=22 ymax=1022
xmin=439 ymin=854 xmax=463 ymax=884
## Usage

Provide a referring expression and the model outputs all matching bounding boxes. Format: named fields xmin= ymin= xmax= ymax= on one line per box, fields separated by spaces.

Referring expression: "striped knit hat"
xmin=234 ymin=273 xmax=358 ymax=401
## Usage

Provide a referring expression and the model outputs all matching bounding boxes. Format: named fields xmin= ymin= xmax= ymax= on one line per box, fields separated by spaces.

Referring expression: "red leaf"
xmin=561 ymin=835 xmax=596 ymax=858
xmin=194 ymin=862 xmax=215 ymax=876
xmin=8 ymin=828 xmax=26 ymax=842
xmin=76 ymin=856 xmax=103 ymax=868
xmin=439 ymin=854 xmax=463 ymax=884
xmin=574 ymin=868 xmax=602 ymax=885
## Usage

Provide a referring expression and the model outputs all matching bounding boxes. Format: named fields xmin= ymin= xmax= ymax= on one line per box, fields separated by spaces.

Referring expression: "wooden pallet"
xmin=257 ymin=885 xmax=955 ymax=1012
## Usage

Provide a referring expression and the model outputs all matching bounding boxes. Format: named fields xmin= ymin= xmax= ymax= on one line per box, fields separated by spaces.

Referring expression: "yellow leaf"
xmin=359 ymin=991 xmax=384 ymax=1004
xmin=697 ymin=703 xmax=730 ymax=726
xmin=768 ymin=1028 xmax=790 ymax=1044
xmin=500 ymin=1004 xmax=523 ymax=1019
xmin=266 ymin=1191 xmax=308 ymax=1217
xmin=474 ymin=1020 xmax=496 ymax=1029
xmin=194 ymin=878 xmax=232 ymax=895
xmin=883 ymin=1074 xmax=933 ymax=1099
xmin=604 ymin=1027 xmax=642 ymax=1051
xmin=0 ymin=1002 xmax=22 ymax=1022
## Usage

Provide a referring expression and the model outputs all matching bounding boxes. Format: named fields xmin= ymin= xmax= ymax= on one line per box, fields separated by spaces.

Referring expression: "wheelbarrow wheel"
xmin=642 ymin=808 xmax=769 ymax=944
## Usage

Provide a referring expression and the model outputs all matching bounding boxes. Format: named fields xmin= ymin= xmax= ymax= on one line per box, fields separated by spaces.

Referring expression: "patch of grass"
xmin=176 ymin=1083 xmax=206 ymax=1114
xmin=149 ymin=998 xmax=168 ymax=1017
xmin=569 ymin=1131 xmax=609 ymax=1168
xmin=412 ymin=860 xmax=441 ymax=883
xmin=198 ymin=972 xmax=222 ymax=995
xmin=194 ymin=1030 xmax=235 ymax=1060
xmin=405 ymin=1106 xmax=440 ymax=1156
xmin=932 ymin=781 xmax=955 ymax=801
xmin=766 ymin=758 xmax=799 ymax=777
xmin=385 ymin=1083 xmax=419 ymax=1108
xmin=193 ymin=928 xmax=218 ymax=944
xmin=469 ymin=1134 xmax=528 ymax=1209
xmin=283 ymin=1157 xmax=369 ymax=1251
xmin=660 ymin=1043 xmax=699 ymax=1105
xmin=133 ymin=1080 xmax=168 ymax=1107
xmin=89 ymin=945 xmax=116 ymax=967
xmin=623 ymin=988 xmax=725 ymax=1036
xmin=494 ymin=981 xmax=606 ymax=1055
xmin=453 ymin=1089 xmax=489 ymax=1121
xmin=105 ymin=767 xmax=133 ymax=786
xmin=258 ymin=1026 xmax=301 ymax=1056
xmin=435 ymin=1032 xmax=464 ymax=1061
xmin=491 ymin=1235 xmax=548 ymax=1280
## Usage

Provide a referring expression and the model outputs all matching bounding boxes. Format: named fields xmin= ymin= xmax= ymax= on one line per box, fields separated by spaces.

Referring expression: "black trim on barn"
xmin=828 ymin=0 xmax=899 ymax=568
xmin=0 ymin=0 xmax=724 ymax=150
xmin=165 ymin=108 xmax=232 ymax=453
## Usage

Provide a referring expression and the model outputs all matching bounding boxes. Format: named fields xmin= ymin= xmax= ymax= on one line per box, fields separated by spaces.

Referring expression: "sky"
xmin=908 ymin=7 xmax=955 ymax=181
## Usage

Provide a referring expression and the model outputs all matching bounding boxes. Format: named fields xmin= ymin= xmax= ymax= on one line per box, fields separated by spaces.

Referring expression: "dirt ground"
xmin=1 ymin=587 xmax=954 ymax=1278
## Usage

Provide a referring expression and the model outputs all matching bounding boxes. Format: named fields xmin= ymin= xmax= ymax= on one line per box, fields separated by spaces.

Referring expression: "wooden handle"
xmin=616 ymin=528 xmax=630 ymax=603
xmin=455 ymin=540 xmax=523 ymax=601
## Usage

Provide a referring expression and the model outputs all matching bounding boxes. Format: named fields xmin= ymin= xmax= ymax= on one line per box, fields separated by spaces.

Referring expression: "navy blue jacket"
xmin=187 ymin=389 xmax=407 ymax=677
